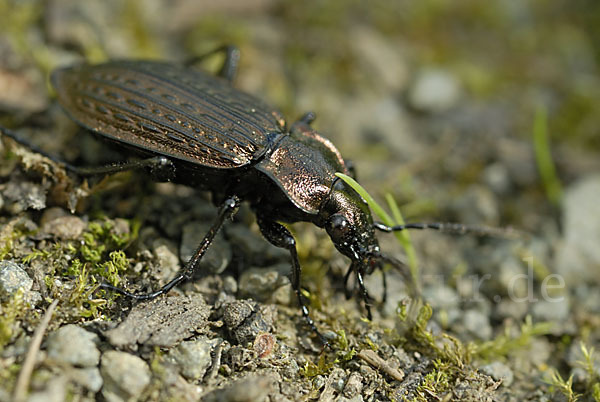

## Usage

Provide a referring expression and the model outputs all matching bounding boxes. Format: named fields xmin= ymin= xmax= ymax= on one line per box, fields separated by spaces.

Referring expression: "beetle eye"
xmin=328 ymin=214 xmax=350 ymax=242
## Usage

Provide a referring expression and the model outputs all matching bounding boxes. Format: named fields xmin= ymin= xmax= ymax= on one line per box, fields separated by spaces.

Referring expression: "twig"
xmin=13 ymin=299 xmax=59 ymax=402
xmin=357 ymin=349 xmax=404 ymax=381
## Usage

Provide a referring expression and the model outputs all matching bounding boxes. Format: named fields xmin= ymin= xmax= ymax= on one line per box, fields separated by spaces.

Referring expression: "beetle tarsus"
xmin=355 ymin=267 xmax=373 ymax=320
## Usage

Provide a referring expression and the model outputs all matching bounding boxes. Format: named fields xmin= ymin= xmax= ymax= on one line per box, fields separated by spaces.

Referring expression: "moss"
xmin=548 ymin=370 xmax=580 ymax=402
xmin=472 ymin=315 xmax=553 ymax=362
xmin=0 ymin=289 xmax=26 ymax=352
xmin=412 ymin=359 xmax=453 ymax=402
xmin=299 ymin=353 xmax=335 ymax=378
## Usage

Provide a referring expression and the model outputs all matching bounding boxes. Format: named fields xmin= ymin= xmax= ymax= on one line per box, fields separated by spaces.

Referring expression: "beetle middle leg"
xmin=100 ymin=195 xmax=240 ymax=300
xmin=185 ymin=45 xmax=241 ymax=83
xmin=256 ymin=216 xmax=327 ymax=345
xmin=67 ymin=156 xmax=176 ymax=181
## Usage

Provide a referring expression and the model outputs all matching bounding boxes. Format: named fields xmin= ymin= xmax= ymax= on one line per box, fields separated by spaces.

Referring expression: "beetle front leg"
xmin=355 ymin=267 xmax=373 ymax=321
xmin=256 ymin=216 xmax=328 ymax=345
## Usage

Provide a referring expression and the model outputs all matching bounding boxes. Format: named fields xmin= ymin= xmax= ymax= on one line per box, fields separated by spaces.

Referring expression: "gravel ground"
xmin=1 ymin=1 xmax=599 ymax=401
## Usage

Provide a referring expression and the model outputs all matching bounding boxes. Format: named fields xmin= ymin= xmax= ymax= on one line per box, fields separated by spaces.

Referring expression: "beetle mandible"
xmin=49 ymin=46 xmax=437 ymax=342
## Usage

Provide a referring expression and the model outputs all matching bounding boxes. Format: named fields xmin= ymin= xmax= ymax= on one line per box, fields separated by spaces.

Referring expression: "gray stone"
xmin=180 ymin=221 xmax=232 ymax=274
xmin=68 ymin=367 xmax=103 ymax=392
xmin=494 ymin=299 xmax=528 ymax=321
xmin=556 ymin=174 xmax=600 ymax=286
xmin=462 ymin=309 xmax=492 ymax=340
xmin=46 ymin=324 xmax=100 ymax=367
xmin=40 ymin=208 xmax=86 ymax=239
xmin=343 ymin=371 xmax=363 ymax=398
xmin=105 ymin=294 xmax=210 ymax=347
xmin=202 ymin=374 xmax=275 ymax=402
xmin=531 ymin=296 xmax=570 ymax=322
xmin=423 ymin=285 xmax=460 ymax=311
xmin=2 ymin=180 xmax=47 ymax=212
xmin=482 ymin=163 xmax=511 ymax=195
xmin=222 ymin=299 xmax=276 ymax=345
xmin=225 ymin=224 xmax=288 ymax=266
xmin=498 ymin=257 xmax=528 ymax=302
xmin=101 ymin=351 xmax=151 ymax=402
xmin=481 ymin=361 xmax=514 ymax=386
xmin=351 ymin=26 xmax=409 ymax=92
xmin=450 ymin=185 xmax=499 ymax=225
xmin=238 ymin=264 xmax=292 ymax=304
xmin=168 ymin=337 xmax=216 ymax=381
xmin=408 ymin=68 xmax=462 ymax=113
xmin=27 ymin=376 xmax=67 ymax=402
xmin=0 ymin=260 xmax=33 ymax=299
xmin=152 ymin=239 xmax=180 ymax=282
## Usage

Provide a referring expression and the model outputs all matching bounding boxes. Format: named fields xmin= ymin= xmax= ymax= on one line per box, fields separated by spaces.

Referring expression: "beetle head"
xmin=323 ymin=179 xmax=380 ymax=271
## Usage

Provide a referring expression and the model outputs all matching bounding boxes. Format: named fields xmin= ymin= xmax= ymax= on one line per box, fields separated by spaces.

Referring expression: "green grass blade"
xmin=336 ymin=173 xmax=420 ymax=286
xmin=385 ymin=193 xmax=419 ymax=283
xmin=335 ymin=173 xmax=395 ymax=225
xmin=533 ymin=105 xmax=563 ymax=205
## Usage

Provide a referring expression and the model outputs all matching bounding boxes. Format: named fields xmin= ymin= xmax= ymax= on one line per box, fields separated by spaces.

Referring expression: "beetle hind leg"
xmin=99 ymin=196 xmax=240 ymax=300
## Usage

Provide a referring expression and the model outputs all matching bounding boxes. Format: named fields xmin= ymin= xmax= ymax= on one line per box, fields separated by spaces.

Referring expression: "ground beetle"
xmin=3 ymin=46 xmax=492 ymax=343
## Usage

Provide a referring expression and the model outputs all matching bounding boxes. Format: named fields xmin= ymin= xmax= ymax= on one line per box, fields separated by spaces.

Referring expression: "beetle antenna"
xmin=373 ymin=222 xmax=524 ymax=239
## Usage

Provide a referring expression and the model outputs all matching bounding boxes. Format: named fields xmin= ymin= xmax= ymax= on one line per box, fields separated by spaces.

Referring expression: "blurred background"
xmin=1 ymin=0 xmax=599 ymax=400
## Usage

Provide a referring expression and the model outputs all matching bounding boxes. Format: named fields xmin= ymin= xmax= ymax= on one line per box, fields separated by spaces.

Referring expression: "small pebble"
xmin=69 ymin=367 xmax=103 ymax=392
xmin=101 ymin=351 xmax=151 ymax=402
xmin=225 ymin=224 xmax=288 ymax=265
xmin=481 ymin=361 xmax=514 ymax=387
xmin=556 ymin=174 xmax=600 ymax=285
xmin=451 ymin=185 xmax=499 ymax=225
xmin=343 ymin=372 xmax=363 ymax=398
xmin=40 ymin=208 xmax=86 ymax=239
xmin=531 ymin=296 xmax=570 ymax=322
xmin=168 ymin=337 xmax=215 ymax=381
xmin=2 ymin=180 xmax=47 ymax=212
xmin=238 ymin=264 xmax=291 ymax=304
xmin=407 ymin=68 xmax=462 ymax=113
xmin=152 ymin=239 xmax=180 ymax=282
xmin=461 ymin=309 xmax=492 ymax=340
xmin=0 ymin=260 xmax=33 ymax=299
xmin=180 ymin=221 xmax=231 ymax=274
xmin=222 ymin=299 xmax=276 ymax=345
xmin=202 ymin=375 xmax=274 ymax=402
xmin=46 ymin=324 xmax=100 ymax=367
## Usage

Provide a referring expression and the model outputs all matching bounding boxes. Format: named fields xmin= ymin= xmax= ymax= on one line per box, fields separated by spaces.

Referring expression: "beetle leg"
xmin=355 ymin=267 xmax=373 ymax=321
xmin=298 ymin=112 xmax=316 ymax=125
xmin=68 ymin=156 xmax=176 ymax=180
xmin=381 ymin=265 xmax=388 ymax=304
xmin=185 ymin=45 xmax=241 ymax=83
xmin=100 ymin=195 xmax=240 ymax=300
xmin=344 ymin=159 xmax=357 ymax=180
xmin=256 ymin=216 xmax=328 ymax=345
xmin=343 ymin=265 xmax=354 ymax=300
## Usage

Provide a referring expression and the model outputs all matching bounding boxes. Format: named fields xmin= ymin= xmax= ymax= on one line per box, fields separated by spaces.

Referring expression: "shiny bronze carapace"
xmin=51 ymin=47 xmax=411 ymax=343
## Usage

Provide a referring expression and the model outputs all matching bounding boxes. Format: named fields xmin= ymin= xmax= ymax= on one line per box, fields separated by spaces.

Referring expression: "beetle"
xmin=34 ymin=46 xmax=487 ymax=342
